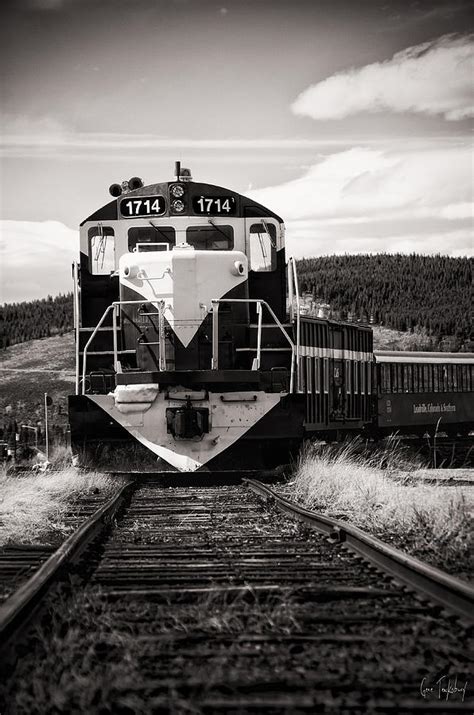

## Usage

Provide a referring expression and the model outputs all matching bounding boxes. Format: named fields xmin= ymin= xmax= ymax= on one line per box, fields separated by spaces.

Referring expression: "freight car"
xmin=68 ymin=165 xmax=473 ymax=470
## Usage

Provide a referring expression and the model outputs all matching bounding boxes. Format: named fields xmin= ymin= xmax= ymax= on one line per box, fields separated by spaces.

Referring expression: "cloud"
xmin=292 ymin=34 xmax=474 ymax=121
xmin=249 ymin=145 xmax=473 ymax=258
xmin=0 ymin=221 xmax=78 ymax=303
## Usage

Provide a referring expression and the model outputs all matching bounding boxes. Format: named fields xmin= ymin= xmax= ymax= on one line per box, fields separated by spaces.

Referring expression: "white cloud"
xmin=292 ymin=34 xmax=474 ymax=121
xmin=249 ymin=145 xmax=473 ymax=258
xmin=0 ymin=221 xmax=78 ymax=303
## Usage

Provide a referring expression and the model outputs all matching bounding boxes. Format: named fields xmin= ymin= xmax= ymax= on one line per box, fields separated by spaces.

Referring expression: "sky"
xmin=0 ymin=0 xmax=472 ymax=302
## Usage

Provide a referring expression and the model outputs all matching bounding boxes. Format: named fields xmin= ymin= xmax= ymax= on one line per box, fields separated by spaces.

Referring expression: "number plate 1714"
xmin=120 ymin=196 xmax=166 ymax=217
xmin=193 ymin=196 xmax=237 ymax=215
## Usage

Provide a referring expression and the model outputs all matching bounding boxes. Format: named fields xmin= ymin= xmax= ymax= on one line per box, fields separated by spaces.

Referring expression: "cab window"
xmin=89 ymin=226 xmax=115 ymax=275
xmin=186 ymin=225 xmax=233 ymax=250
xmin=128 ymin=226 xmax=175 ymax=252
xmin=249 ymin=223 xmax=276 ymax=272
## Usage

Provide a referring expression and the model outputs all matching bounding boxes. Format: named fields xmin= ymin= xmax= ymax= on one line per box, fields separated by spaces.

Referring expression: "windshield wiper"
xmin=208 ymin=218 xmax=230 ymax=241
xmin=149 ymin=221 xmax=172 ymax=243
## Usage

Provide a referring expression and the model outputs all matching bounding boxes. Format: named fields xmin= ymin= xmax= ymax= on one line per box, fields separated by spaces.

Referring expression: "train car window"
xmin=433 ymin=365 xmax=439 ymax=392
xmin=323 ymin=359 xmax=329 ymax=394
xmin=416 ymin=364 xmax=423 ymax=393
xmin=249 ymin=223 xmax=276 ymax=272
xmin=442 ymin=366 xmax=448 ymax=392
xmin=88 ymin=226 xmax=115 ymax=275
xmin=380 ymin=364 xmax=389 ymax=393
xmin=314 ymin=359 xmax=321 ymax=394
xmin=128 ymin=226 xmax=175 ymax=252
xmin=428 ymin=364 xmax=434 ymax=392
xmin=306 ymin=356 xmax=313 ymax=394
xmin=186 ymin=225 xmax=234 ymax=250
xmin=361 ymin=361 xmax=366 ymax=395
xmin=403 ymin=365 xmax=410 ymax=392
xmin=346 ymin=361 xmax=351 ymax=394
xmin=453 ymin=365 xmax=459 ymax=392
xmin=391 ymin=364 xmax=398 ymax=393
xmin=423 ymin=365 xmax=430 ymax=393
xmin=447 ymin=364 xmax=454 ymax=391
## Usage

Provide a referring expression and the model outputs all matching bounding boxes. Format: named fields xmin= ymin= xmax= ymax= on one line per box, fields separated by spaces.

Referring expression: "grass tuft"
xmin=285 ymin=439 xmax=473 ymax=577
xmin=0 ymin=468 xmax=118 ymax=546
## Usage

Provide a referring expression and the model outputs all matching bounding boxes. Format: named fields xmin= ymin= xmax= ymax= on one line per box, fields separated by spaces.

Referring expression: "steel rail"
xmin=245 ymin=479 xmax=474 ymax=624
xmin=0 ymin=480 xmax=135 ymax=648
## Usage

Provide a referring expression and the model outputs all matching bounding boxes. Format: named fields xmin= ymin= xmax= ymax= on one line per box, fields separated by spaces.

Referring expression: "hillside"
xmin=297 ymin=254 xmax=472 ymax=351
xmin=0 ymin=294 xmax=73 ymax=349
xmin=0 ymin=333 xmax=75 ymax=433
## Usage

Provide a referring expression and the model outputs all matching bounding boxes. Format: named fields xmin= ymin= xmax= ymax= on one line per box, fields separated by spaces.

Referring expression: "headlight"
xmin=171 ymin=199 xmax=185 ymax=213
xmin=170 ymin=184 xmax=185 ymax=198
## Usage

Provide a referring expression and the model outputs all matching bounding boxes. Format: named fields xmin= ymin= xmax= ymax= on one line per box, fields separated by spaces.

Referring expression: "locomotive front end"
xmin=69 ymin=167 xmax=298 ymax=470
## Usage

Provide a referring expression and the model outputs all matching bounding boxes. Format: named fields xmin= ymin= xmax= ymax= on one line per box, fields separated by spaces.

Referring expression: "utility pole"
xmin=44 ymin=393 xmax=52 ymax=460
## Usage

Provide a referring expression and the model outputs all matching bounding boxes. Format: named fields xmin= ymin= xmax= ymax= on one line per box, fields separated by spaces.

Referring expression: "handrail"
xmin=211 ymin=298 xmax=295 ymax=393
xmin=72 ymin=261 xmax=80 ymax=395
xmin=287 ymin=257 xmax=301 ymax=392
xmin=81 ymin=305 xmax=115 ymax=394
xmin=81 ymin=299 xmax=167 ymax=393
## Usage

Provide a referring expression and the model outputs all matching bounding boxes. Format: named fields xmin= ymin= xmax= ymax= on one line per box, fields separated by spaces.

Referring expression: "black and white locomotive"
xmin=69 ymin=165 xmax=473 ymax=470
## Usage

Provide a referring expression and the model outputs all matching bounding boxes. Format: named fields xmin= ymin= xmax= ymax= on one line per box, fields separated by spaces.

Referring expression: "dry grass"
xmin=371 ymin=324 xmax=434 ymax=351
xmin=0 ymin=467 xmax=117 ymax=546
xmin=285 ymin=439 xmax=473 ymax=577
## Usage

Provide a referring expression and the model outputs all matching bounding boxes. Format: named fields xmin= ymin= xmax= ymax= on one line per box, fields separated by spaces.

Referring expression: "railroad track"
xmin=1 ymin=474 xmax=473 ymax=713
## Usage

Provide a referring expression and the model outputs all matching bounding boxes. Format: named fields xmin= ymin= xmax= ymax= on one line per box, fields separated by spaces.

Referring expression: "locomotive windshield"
xmin=186 ymin=224 xmax=234 ymax=250
xmin=249 ymin=222 xmax=276 ymax=272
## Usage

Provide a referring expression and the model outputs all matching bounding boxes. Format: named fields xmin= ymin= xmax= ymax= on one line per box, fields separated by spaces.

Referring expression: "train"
xmin=68 ymin=165 xmax=474 ymax=470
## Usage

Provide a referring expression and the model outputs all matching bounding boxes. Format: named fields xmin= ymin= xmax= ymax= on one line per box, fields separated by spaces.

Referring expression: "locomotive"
xmin=68 ymin=165 xmax=473 ymax=470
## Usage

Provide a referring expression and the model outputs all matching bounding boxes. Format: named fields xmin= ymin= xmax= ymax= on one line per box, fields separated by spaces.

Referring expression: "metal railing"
xmin=287 ymin=256 xmax=302 ymax=392
xmin=211 ymin=298 xmax=296 ymax=393
xmin=81 ymin=299 xmax=166 ymax=394
xmin=81 ymin=289 xmax=300 ymax=394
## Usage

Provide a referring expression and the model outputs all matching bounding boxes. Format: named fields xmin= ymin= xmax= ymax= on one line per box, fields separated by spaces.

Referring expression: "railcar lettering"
xmin=413 ymin=403 xmax=457 ymax=414
xmin=193 ymin=196 xmax=236 ymax=215
xmin=120 ymin=196 xmax=166 ymax=217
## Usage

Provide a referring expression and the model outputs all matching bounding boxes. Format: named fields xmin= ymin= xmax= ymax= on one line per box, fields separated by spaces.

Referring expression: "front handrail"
xmin=287 ymin=256 xmax=301 ymax=392
xmin=81 ymin=300 xmax=166 ymax=393
xmin=82 ymin=305 xmax=115 ymax=394
xmin=211 ymin=298 xmax=295 ymax=393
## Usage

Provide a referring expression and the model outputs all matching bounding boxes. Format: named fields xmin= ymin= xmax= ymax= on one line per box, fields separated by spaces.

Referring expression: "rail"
xmin=245 ymin=479 xmax=474 ymax=624
xmin=0 ymin=481 xmax=134 ymax=649
xmin=211 ymin=298 xmax=296 ymax=393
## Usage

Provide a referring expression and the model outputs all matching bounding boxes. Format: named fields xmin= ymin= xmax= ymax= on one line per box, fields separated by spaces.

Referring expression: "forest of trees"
xmin=0 ymin=294 xmax=73 ymax=349
xmin=0 ymin=255 xmax=471 ymax=351
xmin=297 ymin=254 xmax=472 ymax=351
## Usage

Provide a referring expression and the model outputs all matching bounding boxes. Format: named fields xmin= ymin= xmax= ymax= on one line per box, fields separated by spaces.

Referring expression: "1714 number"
xmin=120 ymin=196 xmax=165 ymax=217
xmin=193 ymin=196 xmax=236 ymax=215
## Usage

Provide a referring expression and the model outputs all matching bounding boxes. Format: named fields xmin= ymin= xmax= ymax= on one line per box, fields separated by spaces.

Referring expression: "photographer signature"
xmin=420 ymin=675 xmax=469 ymax=702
